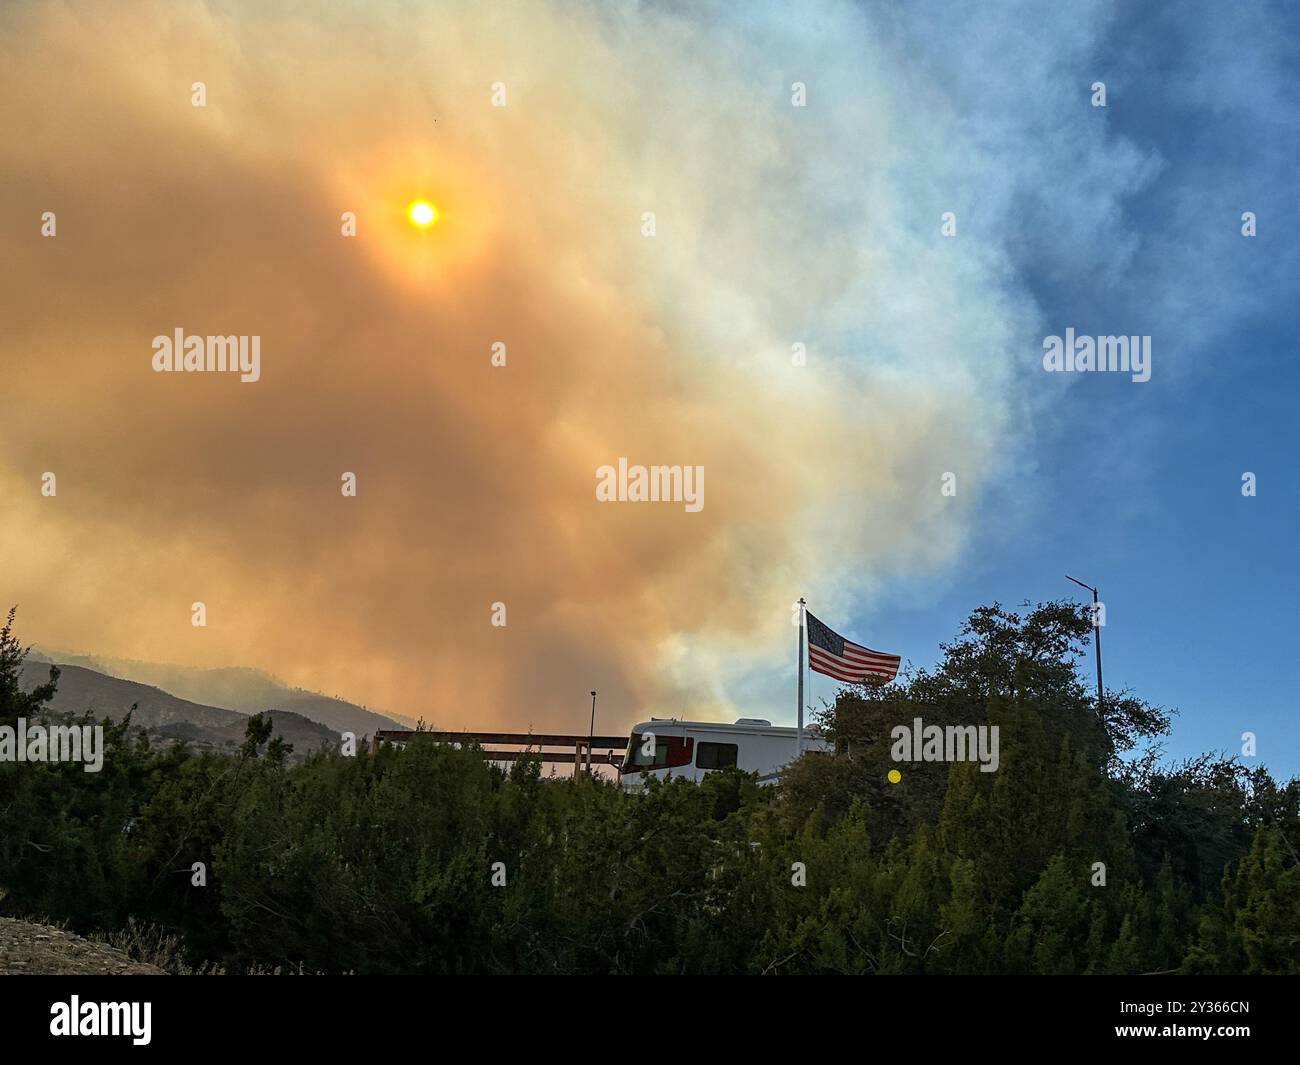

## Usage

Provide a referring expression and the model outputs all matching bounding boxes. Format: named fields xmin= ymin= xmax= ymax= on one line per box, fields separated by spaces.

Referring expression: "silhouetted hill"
xmin=20 ymin=658 xmax=340 ymax=757
xmin=152 ymin=709 xmax=339 ymax=754
xmin=209 ymin=708 xmax=338 ymax=750
xmin=19 ymin=660 xmax=242 ymax=730
xmin=29 ymin=651 xmax=409 ymax=736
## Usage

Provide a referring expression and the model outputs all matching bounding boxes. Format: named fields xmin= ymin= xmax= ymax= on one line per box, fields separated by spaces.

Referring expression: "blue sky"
xmin=793 ymin=0 xmax=1300 ymax=779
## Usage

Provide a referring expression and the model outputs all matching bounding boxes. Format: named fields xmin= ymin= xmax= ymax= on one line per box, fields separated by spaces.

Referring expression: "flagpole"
xmin=796 ymin=597 xmax=806 ymax=757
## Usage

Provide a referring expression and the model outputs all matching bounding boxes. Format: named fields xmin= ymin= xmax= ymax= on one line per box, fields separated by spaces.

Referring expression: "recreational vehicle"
xmin=619 ymin=717 xmax=830 ymax=790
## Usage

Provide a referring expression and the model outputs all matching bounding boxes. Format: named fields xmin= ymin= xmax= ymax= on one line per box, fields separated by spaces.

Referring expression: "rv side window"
xmin=696 ymin=742 xmax=738 ymax=770
xmin=622 ymin=733 xmax=693 ymax=772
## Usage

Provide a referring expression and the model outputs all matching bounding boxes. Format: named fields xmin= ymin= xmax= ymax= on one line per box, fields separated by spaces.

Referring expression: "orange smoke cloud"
xmin=0 ymin=1 xmax=1027 ymax=731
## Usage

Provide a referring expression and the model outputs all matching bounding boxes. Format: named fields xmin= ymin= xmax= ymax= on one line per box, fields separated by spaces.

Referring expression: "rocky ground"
xmin=0 ymin=917 xmax=165 ymax=975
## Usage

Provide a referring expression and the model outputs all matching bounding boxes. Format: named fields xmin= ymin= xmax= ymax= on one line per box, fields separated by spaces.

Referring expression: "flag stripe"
xmin=809 ymin=659 xmax=881 ymax=682
xmin=809 ymin=658 xmax=897 ymax=682
xmin=842 ymin=648 xmax=900 ymax=666
xmin=809 ymin=657 xmax=896 ymax=680
xmin=810 ymin=646 xmax=897 ymax=669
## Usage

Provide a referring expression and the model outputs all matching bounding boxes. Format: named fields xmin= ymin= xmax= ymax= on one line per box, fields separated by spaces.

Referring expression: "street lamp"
xmin=1065 ymin=575 xmax=1104 ymax=714
xmin=588 ymin=691 xmax=597 ymax=776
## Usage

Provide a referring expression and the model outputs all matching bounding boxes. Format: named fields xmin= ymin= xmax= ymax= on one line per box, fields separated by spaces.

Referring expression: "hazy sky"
xmin=2 ymin=2 xmax=1296 ymax=775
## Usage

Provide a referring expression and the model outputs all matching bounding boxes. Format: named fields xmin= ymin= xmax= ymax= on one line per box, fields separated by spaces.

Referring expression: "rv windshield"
xmin=621 ymin=732 xmax=692 ymax=773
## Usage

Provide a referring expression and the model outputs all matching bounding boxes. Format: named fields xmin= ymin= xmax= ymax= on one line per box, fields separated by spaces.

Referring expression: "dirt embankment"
xmin=0 ymin=917 xmax=164 ymax=976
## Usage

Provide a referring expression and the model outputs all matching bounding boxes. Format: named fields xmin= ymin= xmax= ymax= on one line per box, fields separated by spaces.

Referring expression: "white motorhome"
xmin=619 ymin=717 xmax=831 ymax=789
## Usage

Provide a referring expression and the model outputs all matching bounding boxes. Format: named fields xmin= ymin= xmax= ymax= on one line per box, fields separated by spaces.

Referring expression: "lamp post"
xmin=1065 ymin=575 xmax=1104 ymax=714
xmin=588 ymin=690 xmax=597 ymax=775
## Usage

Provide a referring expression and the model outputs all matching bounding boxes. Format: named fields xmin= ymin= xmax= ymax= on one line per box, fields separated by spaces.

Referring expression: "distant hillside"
xmin=30 ymin=650 xmax=409 ymax=736
xmin=152 ymin=709 xmax=340 ymax=755
xmin=20 ymin=660 xmax=243 ymax=731
xmin=20 ymin=659 xmax=340 ymax=757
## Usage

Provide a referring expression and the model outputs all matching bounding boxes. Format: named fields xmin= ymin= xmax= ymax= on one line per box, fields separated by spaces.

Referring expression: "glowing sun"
xmin=407 ymin=200 xmax=438 ymax=228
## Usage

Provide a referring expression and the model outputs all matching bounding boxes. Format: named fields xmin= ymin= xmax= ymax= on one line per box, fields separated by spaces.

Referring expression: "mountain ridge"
xmin=27 ymin=648 xmax=413 ymax=735
xmin=17 ymin=660 xmax=343 ymax=756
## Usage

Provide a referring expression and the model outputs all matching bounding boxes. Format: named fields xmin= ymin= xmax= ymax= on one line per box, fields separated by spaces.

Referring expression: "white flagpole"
xmin=796 ymin=597 xmax=806 ymax=757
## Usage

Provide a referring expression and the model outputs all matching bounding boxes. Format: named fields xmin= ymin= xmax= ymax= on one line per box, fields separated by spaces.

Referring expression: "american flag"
xmin=805 ymin=611 xmax=900 ymax=683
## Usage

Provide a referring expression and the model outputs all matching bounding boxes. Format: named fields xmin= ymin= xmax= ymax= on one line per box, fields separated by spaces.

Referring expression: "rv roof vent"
xmin=734 ymin=718 xmax=772 ymax=727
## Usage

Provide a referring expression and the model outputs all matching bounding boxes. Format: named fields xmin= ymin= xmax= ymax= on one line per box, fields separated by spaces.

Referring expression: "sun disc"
xmin=408 ymin=200 xmax=437 ymax=227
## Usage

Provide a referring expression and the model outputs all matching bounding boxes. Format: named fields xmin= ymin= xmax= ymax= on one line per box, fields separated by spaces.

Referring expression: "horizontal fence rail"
xmin=480 ymin=748 xmax=622 ymax=765
xmin=370 ymin=730 xmax=630 ymax=770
